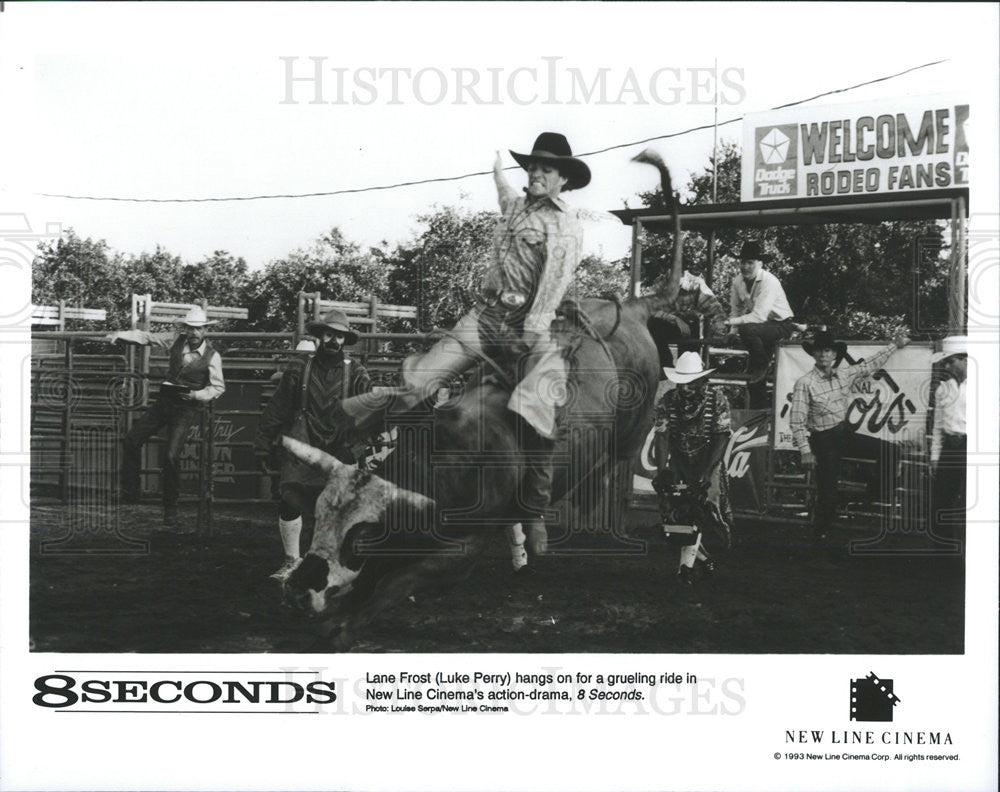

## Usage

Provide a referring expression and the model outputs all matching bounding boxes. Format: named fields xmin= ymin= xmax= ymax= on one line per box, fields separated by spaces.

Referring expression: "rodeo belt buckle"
xmin=499 ymin=291 xmax=527 ymax=309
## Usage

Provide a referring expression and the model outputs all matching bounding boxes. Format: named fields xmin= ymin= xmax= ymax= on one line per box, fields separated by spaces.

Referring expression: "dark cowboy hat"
xmin=306 ymin=309 xmax=359 ymax=346
xmin=802 ymin=329 xmax=847 ymax=361
xmin=738 ymin=241 xmax=772 ymax=262
xmin=510 ymin=132 xmax=591 ymax=191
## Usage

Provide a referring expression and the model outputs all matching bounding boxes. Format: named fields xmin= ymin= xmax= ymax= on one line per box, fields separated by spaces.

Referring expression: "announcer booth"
xmin=618 ymin=93 xmax=969 ymax=531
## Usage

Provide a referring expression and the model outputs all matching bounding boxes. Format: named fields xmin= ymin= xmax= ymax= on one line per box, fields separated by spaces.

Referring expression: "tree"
xmin=245 ymin=228 xmax=391 ymax=331
xmin=386 ymin=205 xmax=495 ymax=330
xmin=180 ymin=251 xmax=249 ymax=308
xmin=124 ymin=245 xmax=185 ymax=304
xmin=31 ymin=229 xmax=129 ymax=327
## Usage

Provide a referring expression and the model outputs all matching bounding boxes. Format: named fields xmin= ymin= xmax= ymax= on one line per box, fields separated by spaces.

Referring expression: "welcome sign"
xmin=741 ymin=95 xmax=969 ymax=202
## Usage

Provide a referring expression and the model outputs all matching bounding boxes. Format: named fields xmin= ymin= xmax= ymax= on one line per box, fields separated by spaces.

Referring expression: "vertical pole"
xmin=949 ymin=198 xmax=967 ymax=333
xmin=630 ymin=220 xmax=643 ymax=299
xmin=197 ymin=409 xmax=206 ymax=533
xmin=369 ymin=294 xmax=379 ymax=357
xmin=295 ymin=291 xmax=305 ymax=346
xmin=706 ymin=56 xmax=719 ymax=291
xmin=62 ymin=337 xmax=74 ymax=503
xmin=206 ymin=401 xmax=214 ymax=534
xmin=58 ymin=299 xmax=66 ymax=332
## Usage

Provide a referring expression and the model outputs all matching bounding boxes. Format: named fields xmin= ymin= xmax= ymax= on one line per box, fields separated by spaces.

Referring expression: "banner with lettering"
xmin=741 ymin=94 xmax=969 ymax=202
xmin=632 ymin=401 xmax=770 ymax=515
xmin=773 ymin=342 xmax=934 ymax=451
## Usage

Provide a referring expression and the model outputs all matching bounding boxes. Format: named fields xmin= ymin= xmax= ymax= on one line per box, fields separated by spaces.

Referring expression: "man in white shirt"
xmin=106 ymin=306 xmax=226 ymax=526
xmin=929 ymin=336 xmax=967 ymax=545
xmin=724 ymin=241 xmax=796 ymax=408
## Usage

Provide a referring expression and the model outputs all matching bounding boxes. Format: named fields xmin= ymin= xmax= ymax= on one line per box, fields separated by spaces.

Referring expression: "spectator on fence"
xmin=647 ymin=269 xmax=728 ymax=373
xmin=105 ymin=306 xmax=226 ymax=527
xmin=790 ymin=328 xmax=910 ymax=542
xmin=651 ymin=351 xmax=733 ymax=583
xmin=723 ymin=241 xmax=796 ymax=408
xmin=929 ymin=336 xmax=967 ymax=545
xmin=254 ymin=310 xmax=372 ymax=582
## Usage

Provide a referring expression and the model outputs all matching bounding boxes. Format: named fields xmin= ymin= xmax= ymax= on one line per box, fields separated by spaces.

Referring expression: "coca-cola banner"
xmin=724 ymin=409 xmax=770 ymax=513
xmin=773 ymin=342 xmax=934 ymax=451
xmin=632 ymin=403 xmax=771 ymax=515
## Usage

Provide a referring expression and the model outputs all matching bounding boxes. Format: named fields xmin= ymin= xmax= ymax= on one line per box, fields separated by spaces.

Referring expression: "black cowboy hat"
xmin=306 ymin=309 xmax=359 ymax=346
xmin=510 ymin=132 xmax=591 ymax=191
xmin=738 ymin=241 xmax=772 ymax=262
xmin=802 ymin=329 xmax=847 ymax=362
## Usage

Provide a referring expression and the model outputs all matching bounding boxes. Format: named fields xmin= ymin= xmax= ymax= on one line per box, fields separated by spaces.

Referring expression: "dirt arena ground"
xmin=29 ymin=503 xmax=965 ymax=654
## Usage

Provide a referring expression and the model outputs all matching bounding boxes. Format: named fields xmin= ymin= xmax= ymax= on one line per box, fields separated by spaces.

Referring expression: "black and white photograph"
xmin=1 ymin=3 xmax=997 ymax=791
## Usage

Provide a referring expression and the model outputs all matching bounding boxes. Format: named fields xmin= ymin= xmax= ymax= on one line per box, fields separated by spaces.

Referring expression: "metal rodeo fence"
xmin=30 ymin=295 xmax=424 ymax=532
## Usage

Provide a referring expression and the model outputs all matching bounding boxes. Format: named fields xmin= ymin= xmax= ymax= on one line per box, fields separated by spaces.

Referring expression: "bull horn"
xmin=281 ymin=435 xmax=344 ymax=474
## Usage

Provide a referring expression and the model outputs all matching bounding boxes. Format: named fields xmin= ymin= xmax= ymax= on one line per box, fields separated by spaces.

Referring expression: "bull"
xmin=281 ymin=153 xmax=685 ymax=648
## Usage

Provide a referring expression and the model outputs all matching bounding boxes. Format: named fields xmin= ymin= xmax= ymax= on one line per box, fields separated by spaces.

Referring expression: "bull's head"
xmin=280 ymin=436 xmax=434 ymax=615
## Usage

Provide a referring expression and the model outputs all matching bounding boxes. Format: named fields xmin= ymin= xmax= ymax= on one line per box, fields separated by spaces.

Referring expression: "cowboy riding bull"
xmin=280 ymin=138 xmax=686 ymax=647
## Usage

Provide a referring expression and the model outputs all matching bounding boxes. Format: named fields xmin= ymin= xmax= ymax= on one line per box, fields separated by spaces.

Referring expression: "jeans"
xmin=931 ymin=433 xmax=966 ymax=543
xmin=737 ymin=320 xmax=792 ymax=408
xmin=808 ymin=423 xmax=848 ymax=533
xmin=122 ymin=397 xmax=202 ymax=508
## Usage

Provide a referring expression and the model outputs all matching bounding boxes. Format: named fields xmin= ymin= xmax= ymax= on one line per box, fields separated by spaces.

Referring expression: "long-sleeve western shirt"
xmin=789 ymin=343 xmax=898 ymax=454
xmin=484 ymin=170 xmax=584 ymax=336
xmin=728 ymin=269 xmax=794 ymax=326
xmin=113 ymin=330 xmax=225 ymax=402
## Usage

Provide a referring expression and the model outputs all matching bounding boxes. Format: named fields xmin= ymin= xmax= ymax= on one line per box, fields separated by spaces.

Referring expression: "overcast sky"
xmin=2 ymin=2 xmax=997 ymax=270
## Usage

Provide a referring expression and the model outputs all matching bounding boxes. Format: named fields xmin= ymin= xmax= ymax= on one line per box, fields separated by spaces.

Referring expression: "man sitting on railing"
xmin=723 ymin=241 xmax=796 ymax=408
xmin=105 ymin=306 xmax=226 ymax=527
xmin=648 ymin=269 xmax=728 ymax=373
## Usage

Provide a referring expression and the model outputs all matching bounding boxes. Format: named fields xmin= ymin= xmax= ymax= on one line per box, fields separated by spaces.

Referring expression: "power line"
xmin=37 ymin=59 xmax=949 ymax=204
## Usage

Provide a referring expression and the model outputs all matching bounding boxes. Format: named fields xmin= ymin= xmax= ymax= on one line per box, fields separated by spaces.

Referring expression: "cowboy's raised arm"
xmin=104 ymin=329 xmax=173 ymax=348
xmin=494 ymin=151 xmax=517 ymax=213
xmin=845 ymin=330 xmax=910 ymax=383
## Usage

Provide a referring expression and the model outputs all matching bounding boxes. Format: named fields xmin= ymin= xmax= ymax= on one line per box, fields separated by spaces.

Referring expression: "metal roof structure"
xmin=614 ymin=187 xmax=969 ymax=331
xmin=611 ymin=187 xmax=969 ymax=232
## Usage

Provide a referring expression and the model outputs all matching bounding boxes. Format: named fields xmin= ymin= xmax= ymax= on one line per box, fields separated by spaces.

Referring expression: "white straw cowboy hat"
xmin=176 ymin=306 xmax=217 ymax=327
xmin=510 ymin=132 xmax=591 ymax=191
xmin=930 ymin=335 xmax=967 ymax=363
xmin=663 ymin=351 xmax=715 ymax=384
xmin=306 ymin=309 xmax=359 ymax=346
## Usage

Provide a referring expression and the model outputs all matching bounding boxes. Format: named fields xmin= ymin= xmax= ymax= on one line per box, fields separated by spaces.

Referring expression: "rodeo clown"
xmin=254 ymin=310 xmax=371 ymax=581
xmin=339 ymin=132 xmax=590 ymax=572
xmin=106 ymin=306 xmax=226 ymax=527
xmin=652 ymin=351 xmax=733 ymax=583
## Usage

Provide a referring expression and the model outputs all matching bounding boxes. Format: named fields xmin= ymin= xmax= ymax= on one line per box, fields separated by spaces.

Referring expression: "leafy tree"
xmin=124 ymin=245 xmax=185 ymax=305
xmin=386 ymin=205 xmax=495 ymax=330
xmin=31 ymin=229 xmax=129 ymax=327
xmin=180 ymin=251 xmax=249 ymax=308
xmin=575 ymin=254 xmax=630 ymax=301
xmin=245 ymin=228 xmax=390 ymax=331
